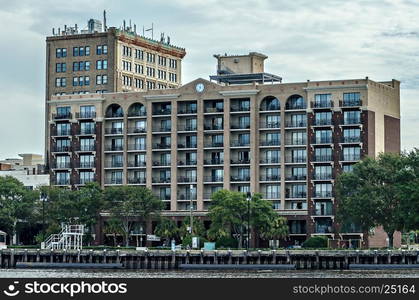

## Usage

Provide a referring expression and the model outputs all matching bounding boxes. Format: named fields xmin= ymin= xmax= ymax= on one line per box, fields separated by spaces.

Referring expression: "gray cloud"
xmin=0 ymin=0 xmax=418 ymax=159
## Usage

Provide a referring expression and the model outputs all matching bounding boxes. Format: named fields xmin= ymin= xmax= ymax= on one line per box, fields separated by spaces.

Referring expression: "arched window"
xmin=105 ymin=104 xmax=123 ymax=118
xmin=128 ymin=103 xmax=146 ymax=117
xmin=286 ymin=95 xmax=306 ymax=110
xmin=260 ymin=96 xmax=280 ymax=111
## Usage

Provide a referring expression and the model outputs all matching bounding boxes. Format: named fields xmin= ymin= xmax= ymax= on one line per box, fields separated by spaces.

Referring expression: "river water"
xmin=0 ymin=269 xmax=418 ymax=278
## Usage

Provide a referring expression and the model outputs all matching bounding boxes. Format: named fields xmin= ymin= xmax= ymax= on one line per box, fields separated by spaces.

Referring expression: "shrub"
xmin=302 ymin=236 xmax=328 ymax=248
xmin=215 ymin=236 xmax=238 ymax=249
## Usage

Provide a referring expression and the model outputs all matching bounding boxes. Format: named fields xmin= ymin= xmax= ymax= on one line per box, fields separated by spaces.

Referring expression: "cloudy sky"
xmin=0 ymin=0 xmax=418 ymax=159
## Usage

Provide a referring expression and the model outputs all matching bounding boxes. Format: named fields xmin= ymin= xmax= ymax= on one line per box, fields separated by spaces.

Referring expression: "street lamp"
xmin=246 ymin=192 xmax=251 ymax=250
xmin=189 ymin=184 xmax=194 ymax=235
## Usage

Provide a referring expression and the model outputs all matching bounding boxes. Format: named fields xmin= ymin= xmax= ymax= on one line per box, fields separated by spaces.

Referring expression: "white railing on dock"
xmin=42 ymin=224 xmax=84 ymax=250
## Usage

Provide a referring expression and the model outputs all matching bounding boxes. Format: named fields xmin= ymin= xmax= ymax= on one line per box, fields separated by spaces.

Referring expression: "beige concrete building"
xmin=45 ymin=53 xmax=400 ymax=246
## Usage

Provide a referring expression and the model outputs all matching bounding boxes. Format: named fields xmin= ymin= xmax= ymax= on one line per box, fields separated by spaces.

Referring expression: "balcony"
xmin=260 ymin=104 xmax=280 ymax=111
xmin=77 ymin=161 xmax=95 ymax=168
xmin=52 ymin=178 xmax=71 ymax=186
xmin=286 ymin=192 xmax=307 ymax=198
xmin=230 ymin=105 xmax=250 ymax=112
xmin=178 ymin=143 xmax=197 ymax=149
xmin=314 ymin=119 xmax=333 ymax=126
xmin=313 ymin=173 xmax=333 ymax=180
xmin=312 ymin=137 xmax=333 ymax=144
xmin=285 ymin=121 xmax=307 ymax=128
xmin=52 ymin=145 xmax=71 ymax=152
xmin=204 ymin=159 xmax=224 ymax=165
xmin=313 ymin=191 xmax=333 ymax=198
xmin=341 ymin=99 xmax=362 ymax=107
xmin=177 ymin=176 xmax=197 ymax=183
xmin=260 ymin=158 xmax=280 ymax=164
xmin=53 ymin=112 xmax=72 ymax=120
xmin=314 ymin=224 xmax=333 ymax=234
xmin=312 ymin=100 xmax=333 ymax=109
xmin=341 ymin=136 xmax=361 ymax=143
xmin=127 ymin=144 xmax=146 ymax=151
xmin=152 ymin=177 xmax=171 ymax=184
xmin=105 ymin=112 xmax=123 ymax=118
xmin=204 ymin=124 xmax=223 ymax=131
xmin=152 ymin=126 xmax=171 ymax=133
xmin=51 ymin=129 xmax=72 ymax=137
xmin=260 ymin=175 xmax=280 ymax=181
xmin=204 ymin=141 xmax=224 ymax=148
xmin=152 ymin=108 xmax=172 ymax=116
xmin=178 ymin=107 xmax=197 ymax=114
xmin=230 ymin=176 xmax=250 ymax=182
xmin=285 ymin=104 xmax=306 ymax=110
xmin=204 ymin=107 xmax=224 ymax=113
xmin=78 ymin=128 xmax=96 ymax=135
xmin=76 ymin=112 xmax=96 ymax=119
xmin=343 ymin=118 xmax=361 ymax=125
xmin=204 ymin=176 xmax=224 ymax=183
xmin=77 ymin=177 xmax=97 ymax=185
xmin=263 ymin=193 xmax=281 ymax=200
xmin=285 ymin=138 xmax=306 ymax=146
xmin=313 ymin=155 xmax=333 ymax=162
xmin=177 ymin=193 xmax=197 ymax=201
xmin=128 ymin=177 xmax=146 ymax=184
xmin=178 ymin=160 xmax=197 ymax=166
xmin=104 ymin=145 xmax=124 ymax=151
xmin=75 ymin=145 xmax=96 ymax=152
xmin=152 ymin=143 xmax=170 ymax=150
xmin=341 ymin=155 xmax=361 ymax=162
xmin=127 ymin=127 xmax=146 ymax=134
xmin=314 ymin=208 xmax=333 ymax=216
xmin=260 ymin=121 xmax=280 ymax=129
xmin=285 ymin=157 xmax=306 ymax=163
xmin=285 ymin=175 xmax=307 ymax=181
xmin=152 ymin=161 xmax=171 ymax=167
xmin=105 ymin=128 xmax=123 ymax=135
xmin=231 ymin=159 xmax=250 ymax=165
xmin=158 ymin=194 xmax=171 ymax=201
xmin=105 ymin=178 xmax=123 ymax=185
xmin=260 ymin=140 xmax=281 ymax=146
xmin=230 ymin=123 xmax=250 ymax=130
xmin=128 ymin=110 xmax=147 ymax=117
xmin=231 ymin=140 xmax=250 ymax=147
xmin=178 ymin=125 xmax=197 ymax=132
xmin=105 ymin=162 xmax=123 ymax=168
xmin=127 ymin=161 xmax=146 ymax=167
xmin=51 ymin=162 xmax=71 ymax=169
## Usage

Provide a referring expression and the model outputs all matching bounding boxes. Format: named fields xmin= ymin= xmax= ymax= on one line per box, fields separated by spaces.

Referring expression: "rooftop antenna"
xmin=103 ymin=10 xmax=107 ymax=31
xmin=123 ymin=20 xmax=126 ymax=31
xmin=167 ymin=36 xmax=170 ymax=45
xmin=52 ymin=28 xmax=55 ymax=35
xmin=129 ymin=19 xmax=132 ymax=31
xmin=134 ymin=24 xmax=137 ymax=34
xmin=160 ymin=32 xmax=165 ymax=43
xmin=145 ymin=22 xmax=154 ymax=39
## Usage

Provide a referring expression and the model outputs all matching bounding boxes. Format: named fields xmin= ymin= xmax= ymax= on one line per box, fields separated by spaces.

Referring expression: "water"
xmin=0 ymin=269 xmax=418 ymax=278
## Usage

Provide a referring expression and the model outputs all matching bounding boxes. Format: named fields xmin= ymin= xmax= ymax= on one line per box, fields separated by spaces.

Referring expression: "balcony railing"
xmin=77 ymin=161 xmax=95 ymax=168
xmin=105 ymin=162 xmax=123 ymax=168
xmin=152 ymin=126 xmax=171 ymax=132
xmin=204 ymin=107 xmax=224 ymax=113
xmin=152 ymin=177 xmax=171 ymax=183
xmin=105 ymin=128 xmax=123 ymax=134
xmin=52 ymin=146 xmax=71 ymax=152
xmin=53 ymin=113 xmax=72 ymax=120
xmin=230 ymin=105 xmax=250 ymax=112
xmin=260 ymin=104 xmax=280 ymax=111
xmin=285 ymin=104 xmax=306 ymax=110
xmin=263 ymin=193 xmax=281 ymax=199
xmin=105 ymin=112 xmax=123 ymax=118
xmin=178 ymin=107 xmax=197 ymax=114
xmin=312 ymin=137 xmax=333 ymax=144
xmin=78 ymin=128 xmax=96 ymax=135
xmin=77 ymin=177 xmax=96 ymax=185
xmin=204 ymin=176 xmax=224 ymax=182
xmin=313 ymin=155 xmax=333 ymax=162
xmin=52 ymin=178 xmax=71 ymax=185
xmin=313 ymin=191 xmax=333 ymax=198
xmin=104 ymin=145 xmax=124 ymax=151
xmin=177 ymin=176 xmax=197 ymax=183
xmin=128 ymin=110 xmax=147 ymax=117
xmin=76 ymin=112 xmax=96 ymax=119
xmin=286 ymin=157 xmax=306 ymax=163
xmin=341 ymin=155 xmax=361 ymax=161
xmin=285 ymin=175 xmax=307 ymax=181
xmin=314 ymin=119 xmax=333 ymax=126
xmin=177 ymin=194 xmax=197 ymax=200
xmin=178 ymin=143 xmax=197 ymax=149
xmin=178 ymin=160 xmax=197 ymax=166
xmin=285 ymin=121 xmax=307 ymax=128
xmin=52 ymin=129 xmax=72 ymax=136
xmin=343 ymin=118 xmax=361 ymax=125
xmin=152 ymin=143 xmax=170 ymax=150
xmin=231 ymin=159 xmax=250 ymax=165
xmin=231 ymin=140 xmax=250 ymax=147
xmin=231 ymin=123 xmax=250 ymax=130
xmin=341 ymin=99 xmax=362 ymax=107
xmin=203 ymin=159 xmax=224 ymax=165
xmin=260 ymin=158 xmax=280 ymax=164
xmin=286 ymin=192 xmax=307 ymax=198
xmin=127 ymin=127 xmax=146 ymax=134
xmin=260 ymin=121 xmax=280 ymax=129
xmin=128 ymin=178 xmax=146 ymax=184
xmin=152 ymin=108 xmax=172 ymax=115
xmin=152 ymin=161 xmax=171 ymax=167
xmin=313 ymin=173 xmax=333 ymax=180
xmin=285 ymin=138 xmax=306 ymax=146
xmin=204 ymin=142 xmax=224 ymax=148
xmin=315 ymin=225 xmax=333 ymax=234
xmin=128 ymin=144 xmax=146 ymax=151
xmin=260 ymin=175 xmax=280 ymax=181
xmin=178 ymin=125 xmax=197 ymax=131
xmin=204 ymin=124 xmax=223 ymax=130
xmin=342 ymin=136 xmax=361 ymax=143
xmin=312 ymin=100 xmax=333 ymax=109
xmin=260 ymin=140 xmax=281 ymax=146
xmin=127 ymin=161 xmax=146 ymax=167
xmin=230 ymin=176 xmax=250 ymax=182
xmin=158 ymin=194 xmax=171 ymax=201
xmin=314 ymin=208 xmax=333 ymax=216
xmin=52 ymin=162 xmax=71 ymax=169
xmin=105 ymin=178 xmax=123 ymax=184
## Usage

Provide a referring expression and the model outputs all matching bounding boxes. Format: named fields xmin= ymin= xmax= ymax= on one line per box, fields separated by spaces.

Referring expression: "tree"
xmin=154 ymin=217 xmax=178 ymax=246
xmin=103 ymin=219 xmax=123 ymax=247
xmin=260 ymin=216 xmax=289 ymax=247
xmin=336 ymin=152 xmax=414 ymax=248
xmin=104 ymin=186 xmax=163 ymax=247
xmin=179 ymin=216 xmax=206 ymax=238
xmin=208 ymin=190 xmax=282 ymax=248
xmin=0 ymin=176 xmax=38 ymax=245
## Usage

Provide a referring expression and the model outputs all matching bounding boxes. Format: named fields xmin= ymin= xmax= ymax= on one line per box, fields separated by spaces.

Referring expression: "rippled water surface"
xmin=0 ymin=269 xmax=418 ymax=278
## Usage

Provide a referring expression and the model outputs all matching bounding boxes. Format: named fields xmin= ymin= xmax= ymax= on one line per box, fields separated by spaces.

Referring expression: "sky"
xmin=0 ymin=0 xmax=418 ymax=159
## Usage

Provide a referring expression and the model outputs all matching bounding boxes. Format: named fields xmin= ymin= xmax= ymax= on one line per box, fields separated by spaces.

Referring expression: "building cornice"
xmin=48 ymin=97 xmax=105 ymax=104
xmin=143 ymin=94 xmax=180 ymax=100
xmin=304 ymin=84 xmax=368 ymax=91
xmin=218 ymin=90 xmax=260 ymax=96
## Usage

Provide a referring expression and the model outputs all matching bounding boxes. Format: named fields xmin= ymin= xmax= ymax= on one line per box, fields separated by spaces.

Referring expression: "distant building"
xmin=45 ymin=52 xmax=401 ymax=247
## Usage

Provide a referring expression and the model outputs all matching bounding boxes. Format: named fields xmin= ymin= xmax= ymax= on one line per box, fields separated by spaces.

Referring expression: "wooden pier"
xmin=1 ymin=249 xmax=419 ymax=270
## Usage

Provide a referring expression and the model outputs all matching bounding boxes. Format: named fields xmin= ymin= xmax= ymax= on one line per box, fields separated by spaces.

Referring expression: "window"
xmin=314 ymin=183 xmax=333 ymax=198
xmin=158 ymin=69 xmax=166 ymax=80
xmin=55 ymin=172 xmax=70 ymax=185
xmin=80 ymin=154 xmax=94 ymax=168
xmin=123 ymin=75 xmax=132 ymax=86
xmin=290 ymin=184 xmax=306 ymax=198
xmin=266 ymin=185 xmax=280 ymax=199
xmin=96 ymin=45 xmax=108 ymax=55
xmin=343 ymin=147 xmax=361 ymax=161
xmin=314 ymin=166 xmax=332 ymax=180
xmin=265 ymin=150 xmax=280 ymax=163
xmin=314 ymin=147 xmax=332 ymax=161
xmin=291 ymin=131 xmax=306 ymax=145
xmin=135 ymin=64 xmax=144 ymax=74
xmin=56 ymin=138 xmax=70 ymax=151
xmin=80 ymin=138 xmax=95 ymax=151
xmin=97 ymin=60 xmax=108 ymax=70
xmin=56 ymin=106 xmax=70 ymax=118
xmin=158 ymin=56 xmax=167 ymax=66
xmin=266 ymin=115 xmax=280 ymax=128
xmin=146 ymin=67 xmax=155 ymax=77
xmin=343 ymin=128 xmax=361 ymax=142
xmin=96 ymin=75 xmax=108 ymax=85
xmin=315 ymin=130 xmax=332 ymax=143
xmin=135 ymin=78 xmax=144 ymax=89
xmin=146 ymin=52 xmax=155 ymax=63
xmin=79 ymin=171 xmax=94 ymax=184
xmin=56 ymin=48 xmax=67 ymax=58
xmin=315 ymin=112 xmax=332 ymax=125
xmin=135 ymin=137 xmax=146 ymax=150
xmin=343 ymin=92 xmax=361 ymax=106
xmin=56 ymin=123 xmax=70 ymax=135
xmin=169 ymin=58 xmax=177 ymax=69
xmin=135 ymin=49 xmax=144 ymax=60
xmin=292 ymin=149 xmax=306 ymax=163
xmin=343 ymin=164 xmax=354 ymax=172
xmin=292 ymin=167 xmax=306 ymax=180
xmin=73 ymin=47 xmax=79 ymax=56
xmin=146 ymin=81 xmax=156 ymax=90
xmin=314 ymin=94 xmax=332 ymax=107
xmin=122 ymin=60 xmax=132 ymax=71
xmin=289 ymin=114 xmax=306 ymax=127
xmin=344 ymin=111 xmax=361 ymax=124
xmin=55 ymin=77 xmax=66 ymax=87
xmin=123 ymin=46 xmax=132 ymax=57
xmin=55 ymin=63 xmax=66 ymax=73
xmin=85 ymin=46 xmax=90 ymax=56
xmin=80 ymin=105 xmax=95 ymax=118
